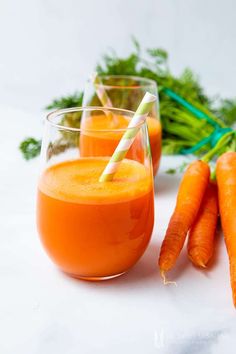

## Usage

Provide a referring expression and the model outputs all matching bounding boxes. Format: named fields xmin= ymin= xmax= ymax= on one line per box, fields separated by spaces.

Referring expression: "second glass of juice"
xmin=82 ymin=75 xmax=162 ymax=176
xmin=37 ymin=107 xmax=154 ymax=280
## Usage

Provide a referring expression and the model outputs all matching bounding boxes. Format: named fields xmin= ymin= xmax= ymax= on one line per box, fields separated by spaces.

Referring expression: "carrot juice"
xmin=37 ymin=157 xmax=154 ymax=279
xmin=80 ymin=114 xmax=162 ymax=176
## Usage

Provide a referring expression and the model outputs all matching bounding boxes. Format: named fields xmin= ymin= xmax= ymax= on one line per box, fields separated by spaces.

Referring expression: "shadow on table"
xmin=154 ymin=171 xmax=182 ymax=195
xmin=207 ymin=226 xmax=224 ymax=269
xmin=109 ymin=242 xmax=160 ymax=287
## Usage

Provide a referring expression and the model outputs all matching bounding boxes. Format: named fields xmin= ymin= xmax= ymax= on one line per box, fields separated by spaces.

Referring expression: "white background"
xmin=0 ymin=0 xmax=235 ymax=113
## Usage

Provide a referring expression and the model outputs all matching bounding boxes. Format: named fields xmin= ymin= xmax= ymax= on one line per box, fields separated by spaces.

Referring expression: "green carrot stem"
xmin=201 ymin=132 xmax=235 ymax=163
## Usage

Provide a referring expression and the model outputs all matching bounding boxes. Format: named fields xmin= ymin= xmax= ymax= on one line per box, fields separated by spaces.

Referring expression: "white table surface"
xmin=1 ymin=106 xmax=236 ymax=354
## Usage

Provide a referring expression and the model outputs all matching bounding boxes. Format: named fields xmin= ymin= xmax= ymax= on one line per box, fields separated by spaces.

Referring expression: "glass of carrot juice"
xmin=82 ymin=75 xmax=162 ymax=176
xmin=37 ymin=107 xmax=154 ymax=280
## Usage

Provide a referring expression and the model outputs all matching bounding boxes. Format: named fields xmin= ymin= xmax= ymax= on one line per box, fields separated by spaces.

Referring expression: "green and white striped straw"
xmin=91 ymin=72 xmax=113 ymax=107
xmin=91 ymin=72 xmax=118 ymax=124
xmin=99 ymin=92 xmax=157 ymax=182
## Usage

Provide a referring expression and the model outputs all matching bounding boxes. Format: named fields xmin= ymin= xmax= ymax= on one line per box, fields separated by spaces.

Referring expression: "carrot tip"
xmin=192 ymin=259 xmax=207 ymax=269
xmin=198 ymin=262 xmax=207 ymax=269
xmin=160 ymin=270 xmax=177 ymax=287
xmin=188 ymin=253 xmax=208 ymax=269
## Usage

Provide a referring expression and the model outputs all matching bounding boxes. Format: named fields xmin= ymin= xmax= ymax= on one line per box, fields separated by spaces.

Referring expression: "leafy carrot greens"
xmin=19 ymin=41 xmax=236 ymax=160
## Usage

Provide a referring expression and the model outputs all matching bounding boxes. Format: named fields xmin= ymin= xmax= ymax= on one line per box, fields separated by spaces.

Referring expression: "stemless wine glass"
xmin=82 ymin=75 xmax=162 ymax=176
xmin=37 ymin=107 xmax=154 ymax=280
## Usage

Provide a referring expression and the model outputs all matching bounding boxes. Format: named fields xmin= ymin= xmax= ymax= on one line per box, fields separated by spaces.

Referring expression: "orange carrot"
xmin=158 ymin=160 xmax=210 ymax=275
xmin=216 ymin=151 xmax=236 ymax=306
xmin=187 ymin=183 xmax=218 ymax=268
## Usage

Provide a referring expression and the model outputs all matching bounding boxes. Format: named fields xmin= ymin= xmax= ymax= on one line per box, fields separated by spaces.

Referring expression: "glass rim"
xmin=90 ymin=75 xmax=157 ymax=90
xmin=46 ymin=106 xmax=148 ymax=133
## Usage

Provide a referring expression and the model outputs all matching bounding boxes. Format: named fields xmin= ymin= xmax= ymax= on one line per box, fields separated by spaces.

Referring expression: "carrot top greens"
xmin=19 ymin=40 xmax=236 ymax=161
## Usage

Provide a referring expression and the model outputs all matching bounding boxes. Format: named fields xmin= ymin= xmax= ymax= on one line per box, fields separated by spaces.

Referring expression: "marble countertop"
xmin=1 ymin=106 xmax=236 ymax=354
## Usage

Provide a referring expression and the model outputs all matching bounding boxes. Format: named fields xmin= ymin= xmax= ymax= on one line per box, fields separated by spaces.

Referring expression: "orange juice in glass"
xmin=82 ymin=75 xmax=162 ymax=176
xmin=37 ymin=107 xmax=154 ymax=280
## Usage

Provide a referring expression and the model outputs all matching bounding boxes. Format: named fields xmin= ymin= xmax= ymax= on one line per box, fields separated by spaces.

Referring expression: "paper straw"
xmin=99 ymin=92 xmax=157 ymax=182
xmin=91 ymin=72 xmax=113 ymax=107
xmin=91 ymin=72 xmax=118 ymax=124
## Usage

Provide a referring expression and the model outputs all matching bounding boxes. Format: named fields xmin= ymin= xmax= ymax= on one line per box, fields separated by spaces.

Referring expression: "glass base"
xmin=66 ymin=271 xmax=126 ymax=281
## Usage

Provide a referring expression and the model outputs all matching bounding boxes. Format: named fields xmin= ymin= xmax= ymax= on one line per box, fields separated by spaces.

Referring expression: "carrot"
xmin=158 ymin=160 xmax=210 ymax=276
xmin=187 ymin=183 xmax=218 ymax=268
xmin=216 ymin=151 xmax=236 ymax=306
